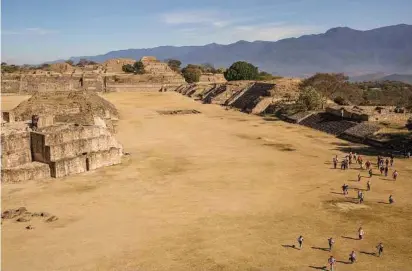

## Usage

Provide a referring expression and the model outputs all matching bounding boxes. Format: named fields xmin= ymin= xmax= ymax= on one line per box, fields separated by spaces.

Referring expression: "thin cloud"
xmin=160 ymin=9 xmax=231 ymax=28
xmin=2 ymin=28 xmax=59 ymax=35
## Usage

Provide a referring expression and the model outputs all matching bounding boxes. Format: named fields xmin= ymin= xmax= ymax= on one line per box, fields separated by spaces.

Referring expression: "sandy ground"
xmin=2 ymin=92 xmax=412 ymax=271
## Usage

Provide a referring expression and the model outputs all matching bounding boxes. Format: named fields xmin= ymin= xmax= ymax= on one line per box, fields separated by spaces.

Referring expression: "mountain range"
xmin=55 ymin=24 xmax=412 ymax=77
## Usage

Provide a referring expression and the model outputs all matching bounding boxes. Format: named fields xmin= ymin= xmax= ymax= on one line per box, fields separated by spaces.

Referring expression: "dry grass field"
xmin=2 ymin=92 xmax=412 ymax=271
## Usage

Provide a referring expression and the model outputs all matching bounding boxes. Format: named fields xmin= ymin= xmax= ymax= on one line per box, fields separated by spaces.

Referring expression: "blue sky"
xmin=2 ymin=0 xmax=412 ymax=64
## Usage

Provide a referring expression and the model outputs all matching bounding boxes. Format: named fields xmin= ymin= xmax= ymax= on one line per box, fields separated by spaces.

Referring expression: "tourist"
xmin=328 ymin=256 xmax=336 ymax=271
xmin=385 ymin=158 xmax=389 ymax=167
xmin=366 ymin=180 xmax=371 ymax=191
xmin=349 ymin=152 xmax=353 ymax=164
xmin=377 ymin=155 xmax=381 ymax=167
xmin=369 ymin=168 xmax=373 ymax=178
xmin=359 ymin=192 xmax=364 ymax=204
xmin=358 ymin=227 xmax=364 ymax=240
xmin=349 ymin=251 xmax=357 ymax=264
xmin=380 ymin=166 xmax=384 ymax=175
xmin=393 ymin=170 xmax=398 ymax=181
xmin=341 ymin=160 xmax=345 ymax=170
xmin=297 ymin=235 xmax=304 ymax=249
xmin=358 ymin=173 xmax=362 ymax=182
xmin=333 ymin=156 xmax=338 ymax=169
xmin=342 ymin=184 xmax=347 ymax=195
xmin=376 ymin=243 xmax=384 ymax=257
xmin=354 ymin=153 xmax=357 ymax=162
xmin=384 ymin=166 xmax=389 ymax=177
xmin=390 ymin=157 xmax=394 ymax=167
xmin=389 ymin=195 xmax=394 ymax=204
xmin=328 ymin=237 xmax=335 ymax=251
xmin=366 ymin=160 xmax=371 ymax=170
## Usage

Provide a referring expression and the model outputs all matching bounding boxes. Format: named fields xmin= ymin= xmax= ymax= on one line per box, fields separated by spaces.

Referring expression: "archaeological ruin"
xmin=1 ymin=91 xmax=123 ymax=183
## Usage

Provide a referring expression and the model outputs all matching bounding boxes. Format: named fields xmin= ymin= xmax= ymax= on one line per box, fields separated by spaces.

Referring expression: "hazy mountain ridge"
xmin=52 ymin=24 xmax=412 ymax=77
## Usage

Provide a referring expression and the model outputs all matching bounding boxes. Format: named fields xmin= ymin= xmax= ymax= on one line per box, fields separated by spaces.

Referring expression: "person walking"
xmin=393 ymin=170 xmax=398 ymax=181
xmin=369 ymin=168 xmax=373 ymax=178
xmin=349 ymin=251 xmax=357 ymax=264
xmin=297 ymin=235 xmax=304 ymax=249
xmin=328 ymin=256 xmax=336 ymax=271
xmin=384 ymin=166 xmax=389 ymax=177
xmin=333 ymin=156 xmax=337 ymax=169
xmin=389 ymin=195 xmax=394 ymax=204
xmin=376 ymin=243 xmax=384 ymax=257
xmin=328 ymin=237 xmax=335 ymax=251
xmin=366 ymin=180 xmax=371 ymax=191
xmin=358 ymin=227 xmax=364 ymax=240
xmin=390 ymin=157 xmax=394 ymax=167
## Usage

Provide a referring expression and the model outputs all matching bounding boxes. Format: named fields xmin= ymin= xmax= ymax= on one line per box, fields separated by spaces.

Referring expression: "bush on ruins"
xmin=166 ymin=59 xmax=182 ymax=72
xmin=122 ymin=61 xmax=145 ymax=74
xmin=297 ymin=86 xmax=325 ymax=111
xmin=224 ymin=61 xmax=259 ymax=81
xmin=181 ymin=64 xmax=201 ymax=83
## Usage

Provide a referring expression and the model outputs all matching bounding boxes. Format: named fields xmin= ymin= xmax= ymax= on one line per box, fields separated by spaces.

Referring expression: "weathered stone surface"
xmin=1 ymin=207 xmax=28 ymax=219
xmin=45 ymin=215 xmax=58 ymax=223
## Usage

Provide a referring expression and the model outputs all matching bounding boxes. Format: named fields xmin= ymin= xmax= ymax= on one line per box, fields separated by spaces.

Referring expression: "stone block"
xmin=1 ymin=132 xmax=30 ymax=153
xmin=37 ymin=115 xmax=54 ymax=128
xmin=1 ymin=162 xmax=51 ymax=183
xmin=49 ymin=156 xmax=87 ymax=178
xmin=1 ymin=148 xmax=32 ymax=168
xmin=88 ymin=147 xmax=122 ymax=170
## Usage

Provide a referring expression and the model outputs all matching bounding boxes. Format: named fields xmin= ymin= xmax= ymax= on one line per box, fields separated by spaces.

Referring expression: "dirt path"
xmin=2 ymin=92 xmax=412 ymax=270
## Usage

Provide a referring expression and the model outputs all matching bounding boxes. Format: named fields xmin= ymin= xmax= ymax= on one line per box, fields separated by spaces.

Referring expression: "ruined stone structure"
xmin=1 ymin=92 xmax=123 ymax=183
xmin=198 ymin=73 xmax=227 ymax=84
xmin=1 ymin=56 xmax=186 ymax=93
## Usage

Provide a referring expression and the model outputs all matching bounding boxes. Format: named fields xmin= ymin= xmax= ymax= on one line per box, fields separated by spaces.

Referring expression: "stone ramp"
xmin=230 ymin=82 xmax=274 ymax=112
xmin=251 ymin=97 xmax=273 ymax=115
xmin=299 ymin=113 xmax=357 ymax=136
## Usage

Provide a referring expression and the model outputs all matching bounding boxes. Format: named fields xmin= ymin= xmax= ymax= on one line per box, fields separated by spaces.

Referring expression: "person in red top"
xmin=393 ymin=170 xmax=398 ymax=181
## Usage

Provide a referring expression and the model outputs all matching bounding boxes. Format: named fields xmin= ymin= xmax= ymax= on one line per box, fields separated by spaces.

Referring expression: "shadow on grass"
xmin=330 ymin=192 xmax=343 ymax=195
xmin=378 ymin=201 xmax=390 ymax=205
xmin=308 ymin=266 xmax=327 ymax=270
xmin=341 ymin=236 xmax=359 ymax=240
xmin=281 ymin=244 xmax=300 ymax=250
xmin=311 ymin=246 xmax=330 ymax=252
xmin=336 ymin=260 xmax=351 ymax=264
xmin=360 ymin=251 xmax=376 ymax=257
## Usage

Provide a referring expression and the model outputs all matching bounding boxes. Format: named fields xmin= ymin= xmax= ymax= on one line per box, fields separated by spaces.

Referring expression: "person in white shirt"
xmin=297 ymin=235 xmax=303 ymax=249
xmin=376 ymin=243 xmax=384 ymax=257
xmin=358 ymin=227 xmax=364 ymax=240
xmin=349 ymin=251 xmax=356 ymax=263
xmin=328 ymin=237 xmax=335 ymax=251
xmin=328 ymin=256 xmax=336 ymax=271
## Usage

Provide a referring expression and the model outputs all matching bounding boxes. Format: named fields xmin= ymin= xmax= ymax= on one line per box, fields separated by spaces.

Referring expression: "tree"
xmin=200 ymin=63 xmax=217 ymax=73
xmin=65 ymin=60 xmax=74 ymax=65
xmin=224 ymin=61 xmax=258 ymax=81
xmin=181 ymin=64 xmax=201 ymax=83
xmin=166 ymin=59 xmax=182 ymax=72
xmin=301 ymin=73 xmax=348 ymax=97
xmin=216 ymin=67 xmax=226 ymax=74
xmin=122 ymin=64 xmax=135 ymax=73
xmin=122 ymin=61 xmax=145 ymax=74
xmin=297 ymin=86 xmax=325 ymax=111
xmin=40 ymin=63 xmax=51 ymax=70
xmin=133 ymin=61 xmax=145 ymax=74
xmin=1 ymin=63 xmax=20 ymax=73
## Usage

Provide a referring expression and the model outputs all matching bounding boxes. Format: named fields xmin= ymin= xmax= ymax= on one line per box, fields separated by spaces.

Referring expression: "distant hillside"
xmin=350 ymin=73 xmax=412 ymax=84
xmin=51 ymin=24 xmax=412 ymax=77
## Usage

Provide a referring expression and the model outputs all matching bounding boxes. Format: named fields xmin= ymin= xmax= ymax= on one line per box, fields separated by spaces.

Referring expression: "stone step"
xmin=1 ymin=162 xmax=50 ymax=183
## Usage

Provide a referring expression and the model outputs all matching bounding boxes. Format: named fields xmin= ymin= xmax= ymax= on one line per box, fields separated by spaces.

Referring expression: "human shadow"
xmin=281 ymin=244 xmax=300 ymax=250
xmin=336 ymin=260 xmax=351 ymax=264
xmin=378 ymin=201 xmax=390 ymax=205
xmin=330 ymin=192 xmax=343 ymax=195
xmin=311 ymin=246 xmax=330 ymax=252
xmin=308 ymin=265 xmax=327 ymax=270
xmin=341 ymin=236 xmax=359 ymax=240
xmin=360 ymin=251 xmax=376 ymax=257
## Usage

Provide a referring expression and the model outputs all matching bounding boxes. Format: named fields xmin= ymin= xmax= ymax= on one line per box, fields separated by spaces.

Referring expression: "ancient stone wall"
xmin=199 ymin=73 xmax=227 ymax=84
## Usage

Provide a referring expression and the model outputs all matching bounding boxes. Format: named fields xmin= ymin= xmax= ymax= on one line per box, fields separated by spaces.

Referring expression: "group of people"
xmin=319 ymin=151 xmax=400 ymax=270
xmin=297 ymin=229 xmax=384 ymax=270
xmin=336 ymin=152 xmax=400 ymax=204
